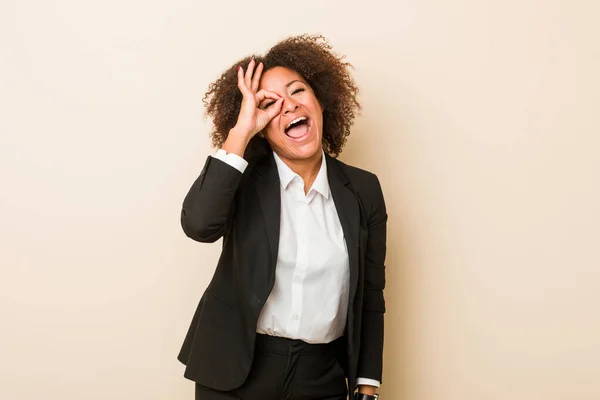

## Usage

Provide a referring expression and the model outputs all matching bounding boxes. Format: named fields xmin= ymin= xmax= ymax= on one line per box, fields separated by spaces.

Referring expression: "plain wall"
xmin=1 ymin=0 xmax=599 ymax=399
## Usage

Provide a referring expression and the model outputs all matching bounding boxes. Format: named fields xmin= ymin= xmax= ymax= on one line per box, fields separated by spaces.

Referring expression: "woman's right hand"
xmin=232 ymin=59 xmax=283 ymax=139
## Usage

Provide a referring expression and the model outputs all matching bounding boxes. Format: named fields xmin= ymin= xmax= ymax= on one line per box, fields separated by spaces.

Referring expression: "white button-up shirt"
xmin=257 ymin=150 xmax=350 ymax=343
xmin=212 ymin=149 xmax=380 ymax=388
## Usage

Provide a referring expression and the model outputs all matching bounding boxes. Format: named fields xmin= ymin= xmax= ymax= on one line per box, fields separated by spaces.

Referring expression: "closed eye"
xmin=292 ymin=88 xmax=305 ymax=95
xmin=262 ymin=101 xmax=275 ymax=109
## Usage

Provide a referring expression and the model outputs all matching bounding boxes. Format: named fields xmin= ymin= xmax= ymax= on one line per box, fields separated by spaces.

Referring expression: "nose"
xmin=283 ymin=96 xmax=299 ymax=114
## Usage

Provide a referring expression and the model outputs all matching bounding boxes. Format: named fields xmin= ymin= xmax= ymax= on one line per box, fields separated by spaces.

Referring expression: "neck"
xmin=276 ymin=149 xmax=323 ymax=194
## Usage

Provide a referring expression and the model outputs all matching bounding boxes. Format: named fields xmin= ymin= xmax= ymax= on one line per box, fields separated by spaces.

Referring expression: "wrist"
xmin=357 ymin=385 xmax=377 ymax=396
xmin=222 ymin=127 xmax=252 ymax=158
xmin=228 ymin=126 xmax=254 ymax=141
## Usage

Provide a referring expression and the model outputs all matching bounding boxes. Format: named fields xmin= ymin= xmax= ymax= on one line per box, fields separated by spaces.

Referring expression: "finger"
xmin=244 ymin=59 xmax=255 ymax=90
xmin=251 ymin=62 xmax=263 ymax=92
xmin=255 ymin=89 xmax=281 ymax=103
xmin=237 ymin=66 xmax=251 ymax=96
xmin=266 ymin=98 xmax=284 ymax=119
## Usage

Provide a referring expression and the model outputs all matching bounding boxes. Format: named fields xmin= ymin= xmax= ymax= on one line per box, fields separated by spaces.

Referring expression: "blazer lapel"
xmin=254 ymin=153 xmax=281 ymax=269
xmin=326 ymin=154 xmax=361 ymax=306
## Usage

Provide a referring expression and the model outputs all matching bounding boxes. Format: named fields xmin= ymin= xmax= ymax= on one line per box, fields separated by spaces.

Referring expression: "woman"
xmin=178 ymin=35 xmax=387 ymax=400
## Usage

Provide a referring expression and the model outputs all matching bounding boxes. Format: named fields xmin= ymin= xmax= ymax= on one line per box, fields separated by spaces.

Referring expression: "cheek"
xmin=263 ymin=118 xmax=281 ymax=140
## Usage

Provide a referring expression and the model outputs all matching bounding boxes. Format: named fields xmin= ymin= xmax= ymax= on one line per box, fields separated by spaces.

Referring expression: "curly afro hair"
xmin=203 ymin=34 xmax=360 ymax=159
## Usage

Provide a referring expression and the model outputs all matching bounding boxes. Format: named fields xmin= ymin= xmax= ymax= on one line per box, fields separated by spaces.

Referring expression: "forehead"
xmin=259 ymin=66 xmax=307 ymax=90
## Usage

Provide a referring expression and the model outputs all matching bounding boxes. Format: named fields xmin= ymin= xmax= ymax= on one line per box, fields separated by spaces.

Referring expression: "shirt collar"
xmin=272 ymin=150 xmax=330 ymax=199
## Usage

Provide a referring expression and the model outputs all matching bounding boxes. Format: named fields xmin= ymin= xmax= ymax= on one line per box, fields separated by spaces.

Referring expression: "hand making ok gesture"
xmin=232 ymin=59 xmax=284 ymax=138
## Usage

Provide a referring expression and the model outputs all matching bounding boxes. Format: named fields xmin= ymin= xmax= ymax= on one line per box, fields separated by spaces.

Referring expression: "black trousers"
xmin=195 ymin=334 xmax=348 ymax=400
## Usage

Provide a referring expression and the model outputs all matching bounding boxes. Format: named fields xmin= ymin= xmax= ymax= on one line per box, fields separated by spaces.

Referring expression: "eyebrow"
xmin=286 ymin=79 xmax=304 ymax=88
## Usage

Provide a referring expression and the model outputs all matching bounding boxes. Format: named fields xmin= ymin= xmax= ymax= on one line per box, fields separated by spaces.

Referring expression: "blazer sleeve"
xmin=357 ymin=174 xmax=388 ymax=382
xmin=181 ymin=155 xmax=244 ymax=242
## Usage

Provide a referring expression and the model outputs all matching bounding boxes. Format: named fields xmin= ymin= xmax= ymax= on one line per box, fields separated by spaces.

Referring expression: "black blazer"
xmin=177 ymin=151 xmax=387 ymax=393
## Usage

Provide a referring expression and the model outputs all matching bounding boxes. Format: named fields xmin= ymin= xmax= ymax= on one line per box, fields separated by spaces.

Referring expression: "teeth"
xmin=286 ymin=116 xmax=307 ymax=130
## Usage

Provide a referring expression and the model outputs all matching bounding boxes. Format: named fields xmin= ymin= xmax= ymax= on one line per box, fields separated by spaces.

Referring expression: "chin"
xmin=281 ymin=139 xmax=322 ymax=161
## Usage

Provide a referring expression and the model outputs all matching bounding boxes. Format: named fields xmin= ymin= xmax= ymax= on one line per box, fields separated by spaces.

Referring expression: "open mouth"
xmin=284 ymin=116 xmax=311 ymax=139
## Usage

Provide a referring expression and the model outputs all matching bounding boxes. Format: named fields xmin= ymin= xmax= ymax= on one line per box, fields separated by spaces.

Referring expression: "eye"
xmin=292 ymin=87 xmax=305 ymax=95
xmin=262 ymin=101 xmax=275 ymax=109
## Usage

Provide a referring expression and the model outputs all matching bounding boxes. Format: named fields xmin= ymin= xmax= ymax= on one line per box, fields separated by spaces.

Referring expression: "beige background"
xmin=1 ymin=0 xmax=599 ymax=399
